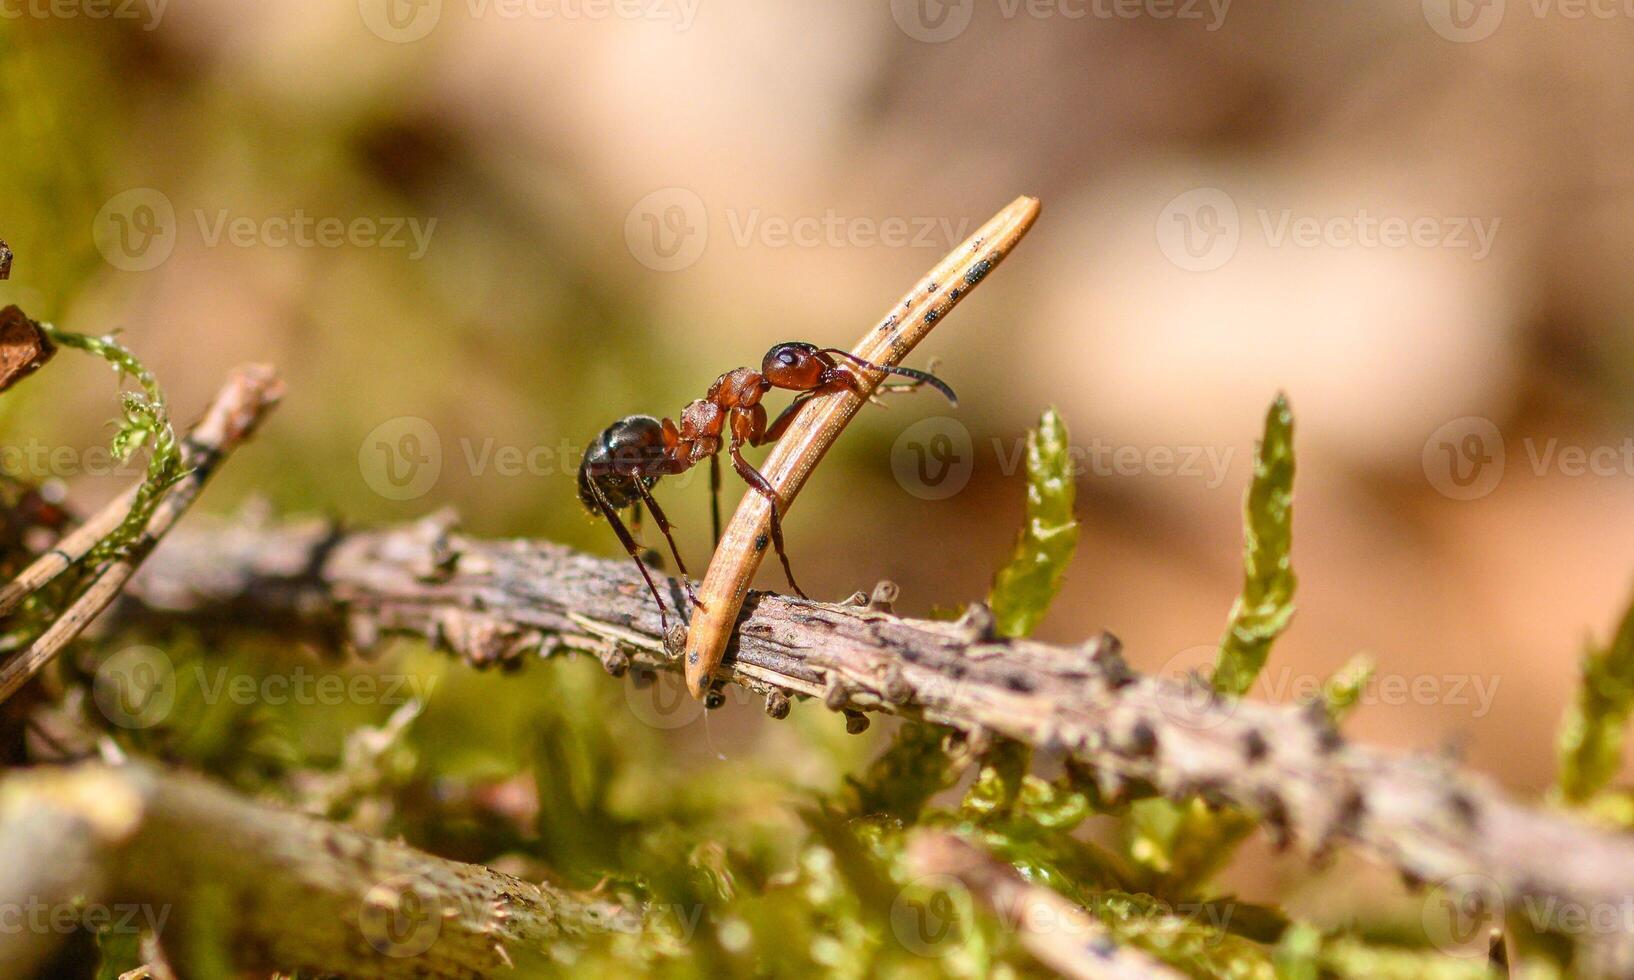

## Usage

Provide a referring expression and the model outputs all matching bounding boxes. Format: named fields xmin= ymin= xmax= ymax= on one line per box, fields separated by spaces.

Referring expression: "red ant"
xmin=578 ymin=342 xmax=956 ymax=628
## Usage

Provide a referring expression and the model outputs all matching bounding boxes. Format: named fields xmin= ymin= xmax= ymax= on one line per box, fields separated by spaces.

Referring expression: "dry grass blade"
xmin=682 ymin=194 xmax=1042 ymax=698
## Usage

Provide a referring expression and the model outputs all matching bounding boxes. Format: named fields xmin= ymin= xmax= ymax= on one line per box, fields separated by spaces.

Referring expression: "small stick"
xmin=0 ymin=483 xmax=139 ymax=618
xmin=906 ymin=832 xmax=1184 ymax=980
xmin=682 ymin=195 xmax=1041 ymax=698
xmin=0 ymin=364 xmax=282 ymax=705
xmin=0 ymin=761 xmax=642 ymax=978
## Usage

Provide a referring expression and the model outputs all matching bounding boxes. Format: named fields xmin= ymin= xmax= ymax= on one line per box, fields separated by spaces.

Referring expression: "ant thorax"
xmin=707 ymin=367 xmax=766 ymax=409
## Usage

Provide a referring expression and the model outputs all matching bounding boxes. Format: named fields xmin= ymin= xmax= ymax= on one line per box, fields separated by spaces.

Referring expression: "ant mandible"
xmin=578 ymin=342 xmax=956 ymax=629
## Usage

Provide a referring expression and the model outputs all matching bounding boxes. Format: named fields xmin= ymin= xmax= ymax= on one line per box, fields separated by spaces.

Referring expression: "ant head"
xmin=761 ymin=342 xmax=826 ymax=391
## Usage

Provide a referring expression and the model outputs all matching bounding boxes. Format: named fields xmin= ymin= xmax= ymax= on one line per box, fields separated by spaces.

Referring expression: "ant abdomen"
xmin=578 ymin=415 xmax=665 ymax=512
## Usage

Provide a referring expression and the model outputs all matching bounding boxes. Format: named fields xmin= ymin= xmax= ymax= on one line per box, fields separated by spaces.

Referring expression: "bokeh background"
xmin=4 ymin=0 xmax=1634 ymax=936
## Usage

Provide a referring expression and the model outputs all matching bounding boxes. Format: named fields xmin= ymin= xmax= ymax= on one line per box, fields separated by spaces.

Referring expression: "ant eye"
xmin=778 ymin=350 xmax=799 ymax=367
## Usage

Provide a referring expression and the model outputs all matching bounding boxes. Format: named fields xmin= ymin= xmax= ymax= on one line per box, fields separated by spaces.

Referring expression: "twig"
xmin=0 ymin=482 xmax=138 ymax=618
xmin=683 ymin=195 xmax=1041 ymax=698
xmin=0 ymin=761 xmax=649 ymax=978
xmin=122 ymin=513 xmax=1634 ymax=969
xmin=0 ymin=364 xmax=283 ymax=704
xmin=906 ymin=832 xmax=1184 ymax=980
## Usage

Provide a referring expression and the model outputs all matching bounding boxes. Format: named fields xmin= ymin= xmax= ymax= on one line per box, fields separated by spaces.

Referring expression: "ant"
xmin=578 ymin=342 xmax=956 ymax=629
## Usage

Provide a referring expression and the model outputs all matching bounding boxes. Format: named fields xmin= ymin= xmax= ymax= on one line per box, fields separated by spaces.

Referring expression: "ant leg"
xmin=758 ymin=390 xmax=818 ymax=446
xmin=586 ymin=479 xmax=670 ymax=630
xmin=728 ymin=442 xmax=809 ymax=599
xmin=634 ymin=481 xmax=701 ymax=609
xmin=709 ymin=453 xmax=722 ymax=547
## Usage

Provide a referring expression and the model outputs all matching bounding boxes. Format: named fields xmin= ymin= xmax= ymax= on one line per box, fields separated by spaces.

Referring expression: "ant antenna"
xmin=820 ymin=349 xmax=958 ymax=406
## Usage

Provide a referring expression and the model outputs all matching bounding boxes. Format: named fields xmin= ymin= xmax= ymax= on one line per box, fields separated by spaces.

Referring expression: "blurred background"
xmin=3 ymin=0 xmax=1633 ymax=937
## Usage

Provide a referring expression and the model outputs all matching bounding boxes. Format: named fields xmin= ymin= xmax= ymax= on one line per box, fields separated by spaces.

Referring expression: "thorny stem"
xmin=122 ymin=512 xmax=1634 ymax=974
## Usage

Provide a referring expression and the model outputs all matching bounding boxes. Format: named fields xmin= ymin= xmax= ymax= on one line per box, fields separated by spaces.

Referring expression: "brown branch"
xmin=0 ymin=365 xmax=283 ymax=703
xmin=906 ymin=832 xmax=1184 ymax=980
xmin=124 ymin=512 xmax=1634 ymax=969
xmin=0 ymin=761 xmax=648 ymax=979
